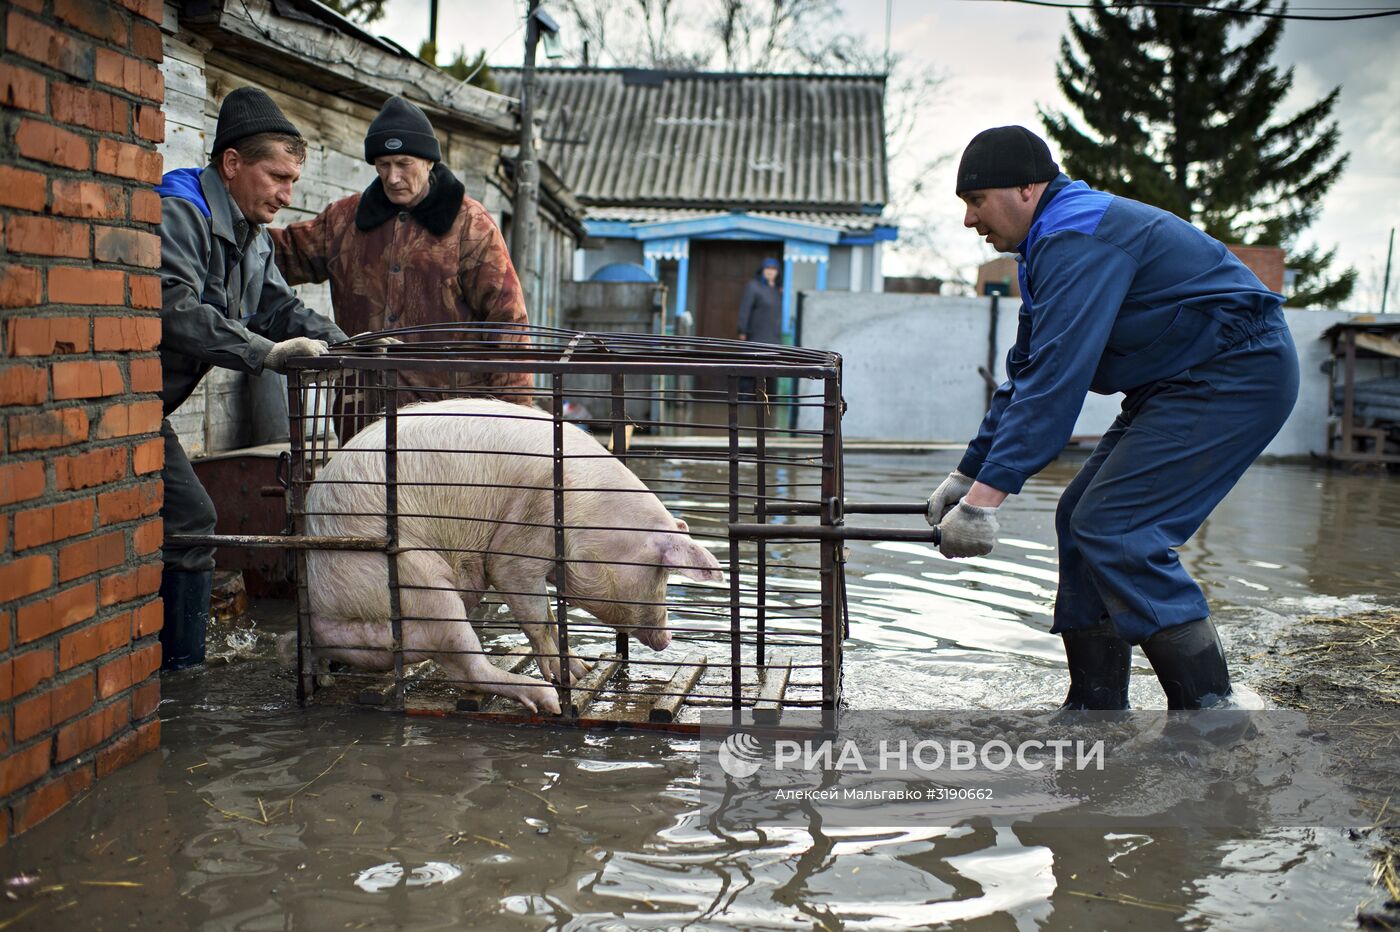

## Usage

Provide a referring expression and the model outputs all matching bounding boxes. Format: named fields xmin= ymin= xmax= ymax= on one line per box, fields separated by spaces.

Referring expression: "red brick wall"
xmin=1227 ymin=244 xmax=1286 ymax=294
xmin=0 ymin=0 xmax=165 ymax=839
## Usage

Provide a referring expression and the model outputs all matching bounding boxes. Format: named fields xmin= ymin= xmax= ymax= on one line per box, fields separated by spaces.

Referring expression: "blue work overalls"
xmin=958 ymin=175 xmax=1300 ymax=644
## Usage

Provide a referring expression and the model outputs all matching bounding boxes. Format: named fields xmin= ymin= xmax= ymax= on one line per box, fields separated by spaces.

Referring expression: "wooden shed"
xmin=155 ymin=0 xmax=585 ymax=456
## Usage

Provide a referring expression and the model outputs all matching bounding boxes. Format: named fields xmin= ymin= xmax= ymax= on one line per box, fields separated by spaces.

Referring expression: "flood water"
xmin=3 ymin=452 xmax=1397 ymax=930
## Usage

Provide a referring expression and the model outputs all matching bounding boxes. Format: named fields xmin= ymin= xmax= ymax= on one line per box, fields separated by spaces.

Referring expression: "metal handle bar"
xmin=728 ymin=522 xmax=941 ymax=544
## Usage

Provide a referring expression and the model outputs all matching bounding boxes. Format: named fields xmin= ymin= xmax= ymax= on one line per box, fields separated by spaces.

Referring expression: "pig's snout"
xmin=634 ymin=622 xmax=671 ymax=651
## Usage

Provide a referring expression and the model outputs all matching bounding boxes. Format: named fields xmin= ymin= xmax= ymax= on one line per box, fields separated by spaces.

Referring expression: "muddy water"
xmin=2 ymin=453 xmax=1396 ymax=930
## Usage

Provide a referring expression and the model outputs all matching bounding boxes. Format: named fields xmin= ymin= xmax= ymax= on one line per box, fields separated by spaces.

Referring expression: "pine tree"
xmin=1040 ymin=0 xmax=1355 ymax=307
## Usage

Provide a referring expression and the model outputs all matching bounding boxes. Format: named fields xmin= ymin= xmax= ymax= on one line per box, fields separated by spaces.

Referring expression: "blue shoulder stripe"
xmin=1028 ymin=180 xmax=1111 ymax=250
xmin=155 ymin=167 xmax=211 ymax=219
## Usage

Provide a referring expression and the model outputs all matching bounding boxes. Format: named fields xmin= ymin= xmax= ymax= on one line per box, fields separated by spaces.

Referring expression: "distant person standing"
xmin=736 ymin=257 xmax=782 ymax=415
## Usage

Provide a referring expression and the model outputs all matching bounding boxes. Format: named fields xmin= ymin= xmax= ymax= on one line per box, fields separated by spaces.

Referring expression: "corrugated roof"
xmin=584 ymin=206 xmax=888 ymax=233
xmin=496 ymin=68 xmax=888 ymax=212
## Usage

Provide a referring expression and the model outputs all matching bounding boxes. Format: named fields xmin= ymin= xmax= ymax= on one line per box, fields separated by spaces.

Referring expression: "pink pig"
xmin=302 ymin=397 xmax=724 ymax=715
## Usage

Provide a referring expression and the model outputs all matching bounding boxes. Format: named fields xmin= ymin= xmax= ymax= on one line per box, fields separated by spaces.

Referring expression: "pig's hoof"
xmin=515 ymin=684 xmax=561 ymax=716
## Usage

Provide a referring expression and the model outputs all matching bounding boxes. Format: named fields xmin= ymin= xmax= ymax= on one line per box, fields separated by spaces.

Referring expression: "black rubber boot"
xmin=159 ymin=568 xmax=212 ymax=671
xmin=1141 ymin=618 xmax=1232 ymax=710
xmin=1058 ymin=623 xmax=1133 ymax=711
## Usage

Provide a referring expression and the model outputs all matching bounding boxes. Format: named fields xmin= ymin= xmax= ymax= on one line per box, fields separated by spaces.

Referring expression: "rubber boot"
xmin=1141 ymin=618 xmax=1232 ymax=710
xmin=1058 ymin=623 xmax=1132 ymax=711
xmin=159 ymin=569 xmax=212 ymax=671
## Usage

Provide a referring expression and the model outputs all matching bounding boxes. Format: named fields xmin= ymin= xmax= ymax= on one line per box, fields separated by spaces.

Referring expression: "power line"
xmin=966 ymin=0 xmax=1400 ymax=20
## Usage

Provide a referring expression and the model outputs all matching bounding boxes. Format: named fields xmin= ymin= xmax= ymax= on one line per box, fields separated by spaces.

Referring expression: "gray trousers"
xmin=160 ymin=419 xmax=217 ymax=572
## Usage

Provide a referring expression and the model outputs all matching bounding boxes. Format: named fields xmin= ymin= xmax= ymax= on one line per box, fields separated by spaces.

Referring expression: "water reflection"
xmin=0 ymin=454 xmax=1393 ymax=929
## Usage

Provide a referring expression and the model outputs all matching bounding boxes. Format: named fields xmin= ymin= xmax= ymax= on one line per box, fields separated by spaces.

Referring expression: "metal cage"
xmin=177 ymin=324 xmax=941 ymax=733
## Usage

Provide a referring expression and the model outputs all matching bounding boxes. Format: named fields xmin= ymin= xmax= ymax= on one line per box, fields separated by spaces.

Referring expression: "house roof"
xmin=496 ymin=68 xmax=888 ymax=214
xmin=584 ymin=206 xmax=891 ymax=234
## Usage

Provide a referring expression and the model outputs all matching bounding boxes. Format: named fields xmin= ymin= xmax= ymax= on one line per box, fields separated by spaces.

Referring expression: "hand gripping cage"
xmin=179 ymin=324 xmax=941 ymax=732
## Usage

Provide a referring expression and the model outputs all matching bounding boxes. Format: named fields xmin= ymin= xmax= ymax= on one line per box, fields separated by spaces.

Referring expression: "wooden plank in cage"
xmin=455 ymin=645 xmax=537 ymax=711
xmin=752 ymin=652 xmax=792 ymax=725
xmin=649 ymin=654 xmax=708 ymax=723
xmin=357 ymin=659 xmax=436 ymax=706
xmin=564 ymin=653 xmax=622 ymax=718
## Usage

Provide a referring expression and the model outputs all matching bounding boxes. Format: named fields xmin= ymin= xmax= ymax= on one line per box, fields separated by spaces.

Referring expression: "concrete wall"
xmin=797 ymin=291 xmax=1354 ymax=458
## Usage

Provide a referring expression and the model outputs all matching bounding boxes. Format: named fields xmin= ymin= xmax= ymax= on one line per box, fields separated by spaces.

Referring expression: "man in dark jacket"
xmin=155 ymin=87 xmax=347 ymax=670
xmin=736 ymin=257 xmax=782 ymax=419
xmin=927 ymin=126 xmax=1298 ymax=711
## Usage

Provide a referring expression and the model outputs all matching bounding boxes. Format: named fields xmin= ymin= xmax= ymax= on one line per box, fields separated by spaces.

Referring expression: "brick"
xmin=0 ymin=62 xmax=46 ymax=114
xmin=0 ymin=660 xmax=11 ymax=702
xmin=97 ymin=655 xmax=132 ymax=698
xmin=16 ymin=582 xmax=95 ymax=643
xmin=130 ymin=677 xmax=158 ymax=719
xmin=8 ymin=407 xmax=88 ymax=451
xmin=128 ymin=274 xmax=159 ymax=309
xmin=132 ymin=437 xmax=163 ymax=474
xmin=7 ymin=215 xmax=89 ymax=259
xmin=51 ymin=179 xmax=124 ymax=220
xmin=57 ymin=530 xmax=124 ymax=582
xmin=0 ymin=166 xmax=46 ymax=212
xmin=0 ymin=741 xmax=50 ymax=796
xmin=137 ymin=562 xmax=161 ymax=595
xmin=131 ymin=518 xmax=161 ymax=557
xmin=48 ymin=267 xmax=123 ymax=306
xmin=94 ymin=226 xmax=160 ymax=268
xmin=94 ymin=399 xmax=161 ymax=439
xmin=51 ymin=83 xmax=129 ymax=136
xmin=92 ymin=316 xmax=159 ymax=351
xmin=0 ymin=611 xmax=10 ymax=653
xmin=0 ymin=265 xmax=43 ymax=308
xmin=115 ymin=0 xmax=163 ymax=25
xmin=6 ymin=12 xmax=95 ymax=81
xmin=52 ymin=360 xmax=123 ymax=400
xmin=54 ymin=446 xmax=125 ymax=491
xmin=128 ymin=188 xmax=160 ymax=224
xmin=130 ymin=19 xmax=163 ymax=62
xmin=93 ymin=48 xmax=162 ymax=102
xmin=95 ymin=138 xmax=161 ymax=184
xmin=56 ymin=698 xmax=130 ymax=761
xmin=55 ymin=0 xmax=130 ymax=45
xmin=59 ymin=616 xmax=130 ymax=671
xmin=15 ymin=118 xmax=90 ymax=171
xmin=0 ymin=554 xmax=51 ymax=601
xmin=135 ymin=104 xmax=163 ymax=143
xmin=9 ymin=0 xmax=42 ymax=11
xmin=128 ymin=357 xmax=160 ymax=393
xmin=12 ymin=648 xmax=54 ymax=697
xmin=15 ymin=674 xmax=94 ymax=742
xmin=131 ymin=641 xmax=161 ymax=680
xmin=99 ymin=568 xmax=137 ymax=608
xmin=131 ymin=598 xmax=161 ymax=637
xmin=0 ymin=365 xmax=47 ymax=405
xmin=14 ymin=497 xmax=95 ymax=549
xmin=97 ymin=479 xmax=160 ymax=526
xmin=12 ymin=765 xmax=93 ymax=833
xmin=6 ymin=316 xmax=88 ymax=356
xmin=0 ymin=460 xmax=46 ymax=506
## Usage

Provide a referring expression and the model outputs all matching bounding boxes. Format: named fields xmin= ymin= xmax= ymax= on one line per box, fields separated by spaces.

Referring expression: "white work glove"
xmin=265 ymin=337 xmax=329 ymax=372
xmin=926 ymin=470 xmax=975 ymax=525
xmin=938 ymin=502 xmax=999 ymax=559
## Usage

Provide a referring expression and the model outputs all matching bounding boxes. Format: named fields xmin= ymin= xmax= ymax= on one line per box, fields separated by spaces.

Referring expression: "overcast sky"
xmin=374 ymin=1 xmax=1400 ymax=311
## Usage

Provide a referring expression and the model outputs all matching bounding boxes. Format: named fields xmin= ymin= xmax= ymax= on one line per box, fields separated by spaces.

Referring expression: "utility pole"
xmin=1382 ymin=226 xmax=1395 ymax=314
xmin=510 ymin=0 xmax=542 ymax=317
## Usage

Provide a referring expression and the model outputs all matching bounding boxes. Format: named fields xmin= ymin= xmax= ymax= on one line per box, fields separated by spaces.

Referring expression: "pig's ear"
xmin=674 ymin=518 xmax=690 ymax=533
xmin=658 ymin=532 xmax=723 ymax=582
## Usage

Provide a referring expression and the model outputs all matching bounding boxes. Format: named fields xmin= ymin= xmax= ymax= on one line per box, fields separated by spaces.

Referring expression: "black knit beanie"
xmin=955 ymin=126 xmax=1059 ymax=195
xmin=364 ymin=97 xmax=441 ymax=163
xmin=212 ymin=87 xmax=301 ymax=155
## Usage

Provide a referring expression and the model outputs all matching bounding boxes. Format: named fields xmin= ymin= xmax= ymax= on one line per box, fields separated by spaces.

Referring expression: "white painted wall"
xmin=796 ymin=291 xmax=1354 ymax=459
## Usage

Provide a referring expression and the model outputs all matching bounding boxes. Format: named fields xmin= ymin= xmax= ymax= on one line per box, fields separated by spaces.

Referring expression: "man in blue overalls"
xmin=927 ymin=126 xmax=1299 ymax=711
